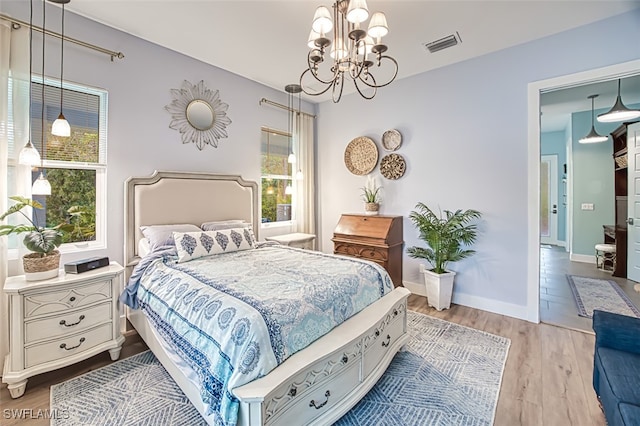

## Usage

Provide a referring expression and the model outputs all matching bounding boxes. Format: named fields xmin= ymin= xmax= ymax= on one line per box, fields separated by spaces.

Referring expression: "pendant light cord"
xmin=41 ymin=0 xmax=46 ymax=169
xmin=59 ymin=3 xmax=64 ymax=111
xmin=28 ymin=0 xmax=33 ymax=145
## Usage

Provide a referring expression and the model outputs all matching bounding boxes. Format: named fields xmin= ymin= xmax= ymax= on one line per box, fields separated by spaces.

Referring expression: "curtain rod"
xmin=259 ymin=97 xmax=316 ymax=118
xmin=1 ymin=13 xmax=125 ymax=61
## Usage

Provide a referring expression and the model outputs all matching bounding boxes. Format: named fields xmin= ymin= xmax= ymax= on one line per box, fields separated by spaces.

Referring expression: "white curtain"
xmin=0 ymin=21 xmax=31 ymax=367
xmin=293 ymin=112 xmax=315 ymax=235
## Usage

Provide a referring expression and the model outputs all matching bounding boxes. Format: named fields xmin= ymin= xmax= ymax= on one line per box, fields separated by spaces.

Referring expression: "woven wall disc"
xmin=344 ymin=136 xmax=378 ymax=175
xmin=380 ymin=153 xmax=406 ymax=180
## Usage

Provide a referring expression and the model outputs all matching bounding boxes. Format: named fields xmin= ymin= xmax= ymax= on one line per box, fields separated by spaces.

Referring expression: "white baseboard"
xmin=402 ymin=280 xmax=529 ymax=321
xmin=570 ymin=253 xmax=596 ymax=264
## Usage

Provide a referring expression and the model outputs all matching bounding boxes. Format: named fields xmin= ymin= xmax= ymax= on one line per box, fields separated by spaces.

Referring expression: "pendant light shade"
xmin=32 ymin=171 xmax=52 ymax=195
xmin=19 ymin=0 xmax=40 ymax=166
xmin=285 ymin=184 xmax=293 ymax=195
xmin=50 ymin=0 xmax=70 ymax=137
xmin=579 ymin=94 xmax=609 ymax=144
xmin=19 ymin=141 xmax=41 ymax=166
xmin=597 ymin=79 xmax=640 ymax=123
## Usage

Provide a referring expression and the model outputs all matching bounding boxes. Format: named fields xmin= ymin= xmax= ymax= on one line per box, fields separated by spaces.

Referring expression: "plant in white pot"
xmin=0 ymin=196 xmax=73 ymax=281
xmin=361 ymin=175 xmax=381 ymax=215
xmin=407 ymin=203 xmax=481 ymax=310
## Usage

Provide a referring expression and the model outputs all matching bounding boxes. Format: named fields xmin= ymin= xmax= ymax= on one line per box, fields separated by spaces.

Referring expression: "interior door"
xmin=627 ymin=122 xmax=640 ymax=282
xmin=541 ymin=155 xmax=559 ymax=245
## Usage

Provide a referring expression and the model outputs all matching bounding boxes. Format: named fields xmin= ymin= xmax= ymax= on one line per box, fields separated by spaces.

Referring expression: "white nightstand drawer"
xmin=24 ymin=322 xmax=113 ymax=369
xmin=24 ymin=302 xmax=113 ymax=345
xmin=24 ymin=279 xmax=112 ymax=318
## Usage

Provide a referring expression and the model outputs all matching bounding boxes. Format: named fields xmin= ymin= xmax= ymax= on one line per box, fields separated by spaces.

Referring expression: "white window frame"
xmin=7 ymin=76 xmax=108 ymax=259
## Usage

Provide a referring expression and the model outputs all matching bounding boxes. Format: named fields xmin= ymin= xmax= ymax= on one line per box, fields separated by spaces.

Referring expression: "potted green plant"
xmin=0 ymin=196 xmax=73 ymax=281
xmin=361 ymin=176 xmax=381 ymax=215
xmin=407 ymin=202 xmax=481 ymax=310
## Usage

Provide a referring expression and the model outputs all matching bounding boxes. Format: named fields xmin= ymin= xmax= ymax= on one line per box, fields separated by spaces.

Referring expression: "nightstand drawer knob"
xmin=60 ymin=315 xmax=85 ymax=327
xmin=69 ymin=296 xmax=76 ymax=302
xmin=60 ymin=337 xmax=86 ymax=351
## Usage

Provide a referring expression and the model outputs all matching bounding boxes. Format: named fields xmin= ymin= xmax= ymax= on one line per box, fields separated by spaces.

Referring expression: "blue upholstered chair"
xmin=592 ymin=309 xmax=640 ymax=425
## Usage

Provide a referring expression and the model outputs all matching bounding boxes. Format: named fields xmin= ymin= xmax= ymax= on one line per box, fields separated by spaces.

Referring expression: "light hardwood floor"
xmin=0 ymin=296 xmax=604 ymax=425
xmin=540 ymin=244 xmax=640 ymax=333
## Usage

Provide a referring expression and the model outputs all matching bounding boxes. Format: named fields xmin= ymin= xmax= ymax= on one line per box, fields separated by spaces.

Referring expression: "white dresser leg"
xmin=7 ymin=379 xmax=28 ymax=398
xmin=108 ymin=346 xmax=122 ymax=361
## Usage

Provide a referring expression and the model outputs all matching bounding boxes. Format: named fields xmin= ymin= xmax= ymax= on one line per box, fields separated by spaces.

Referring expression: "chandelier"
xmin=300 ymin=0 xmax=398 ymax=103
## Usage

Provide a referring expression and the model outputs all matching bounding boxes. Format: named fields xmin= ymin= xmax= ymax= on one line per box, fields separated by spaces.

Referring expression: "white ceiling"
xmin=57 ymin=1 xmax=640 ymax=130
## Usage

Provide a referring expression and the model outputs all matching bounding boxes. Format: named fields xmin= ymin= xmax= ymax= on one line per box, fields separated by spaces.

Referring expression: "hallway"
xmin=539 ymin=244 xmax=640 ymax=332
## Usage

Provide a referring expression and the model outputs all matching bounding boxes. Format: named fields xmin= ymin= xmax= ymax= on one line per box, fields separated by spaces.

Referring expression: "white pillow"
xmin=201 ymin=220 xmax=247 ymax=231
xmin=140 ymin=224 xmax=201 ymax=251
xmin=174 ymin=227 xmax=256 ymax=263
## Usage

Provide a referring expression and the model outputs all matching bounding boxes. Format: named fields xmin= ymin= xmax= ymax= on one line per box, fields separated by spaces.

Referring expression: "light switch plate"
xmin=581 ymin=203 xmax=594 ymax=211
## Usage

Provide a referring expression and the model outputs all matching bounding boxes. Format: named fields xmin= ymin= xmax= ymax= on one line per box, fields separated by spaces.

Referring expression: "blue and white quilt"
xmin=121 ymin=244 xmax=393 ymax=426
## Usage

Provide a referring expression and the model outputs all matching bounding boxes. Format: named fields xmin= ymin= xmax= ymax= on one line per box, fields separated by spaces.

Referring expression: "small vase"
xmin=364 ymin=202 xmax=379 ymax=215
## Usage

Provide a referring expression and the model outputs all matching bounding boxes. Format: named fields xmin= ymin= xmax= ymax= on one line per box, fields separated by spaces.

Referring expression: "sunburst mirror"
xmin=165 ymin=80 xmax=232 ymax=150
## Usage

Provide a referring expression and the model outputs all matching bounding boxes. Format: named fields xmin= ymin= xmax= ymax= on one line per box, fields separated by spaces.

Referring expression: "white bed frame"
xmin=124 ymin=170 xmax=410 ymax=426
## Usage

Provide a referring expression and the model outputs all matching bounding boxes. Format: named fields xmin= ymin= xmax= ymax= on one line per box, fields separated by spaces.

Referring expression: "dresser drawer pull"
xmin=289 ymin=386 xmax=297 ymax=397
xmin=375 ymin=330 xmax=380 ymax=337
xmin=69 ymin=296 xmax=76 ymax=302
xmin=341 ymin=354 xmax=349 ymax=364
xmin=393 ymin=309 xmax=398 ymax=316
xmin=60 ymin=315 xmax=85 ymax=327
xmin=309 ymin=390 xmax=330 ymax=410
xmin=60 ymin=337 xmax=86 ymax=351
xmin=381 ymin=334 xmax=391 ymax=348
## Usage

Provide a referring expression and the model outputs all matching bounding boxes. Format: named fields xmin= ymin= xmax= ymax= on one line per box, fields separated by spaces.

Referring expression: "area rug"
xmin=50 ymin=311 xmax=510 ymax=426
xmin=566 ymin=274 xmax=640 ymax=319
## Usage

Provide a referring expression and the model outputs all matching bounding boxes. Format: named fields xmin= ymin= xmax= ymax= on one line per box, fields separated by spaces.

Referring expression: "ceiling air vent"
xmin=423 ymin=32 xmax=462 ymax=53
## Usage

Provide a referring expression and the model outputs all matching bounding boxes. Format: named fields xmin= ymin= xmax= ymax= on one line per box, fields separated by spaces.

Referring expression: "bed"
xmin=123 ymin=170 xmax=410 ymax=426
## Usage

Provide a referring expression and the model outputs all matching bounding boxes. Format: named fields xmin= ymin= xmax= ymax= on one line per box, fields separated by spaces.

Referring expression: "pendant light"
xmin=597 ymin=79 xmax=640 ymax=123
xmin=579 ymin=94 xmax=608 ymax=144
xmin=285 ymin=84 xmax=301 ymax=164
xmin=18 ymin=0 xmax=41 ymax=166
xmin=50 ymin=0 xmax=71 ymax=137
xmin=32 ymin=0 xmax=51 ymax=196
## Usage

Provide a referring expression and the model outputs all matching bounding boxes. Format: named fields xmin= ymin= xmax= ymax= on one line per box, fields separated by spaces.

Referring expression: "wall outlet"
xmin=581 ymin=203 xmax=595 ymax=211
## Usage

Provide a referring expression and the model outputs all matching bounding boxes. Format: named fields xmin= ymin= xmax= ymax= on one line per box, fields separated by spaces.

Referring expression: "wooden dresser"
xmin=332 ymin=214 xmax=403 ymax=287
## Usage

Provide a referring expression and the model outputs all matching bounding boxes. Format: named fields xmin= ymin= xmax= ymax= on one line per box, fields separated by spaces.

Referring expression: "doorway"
xmin=526 ymin=59 xmax=640 ymax=324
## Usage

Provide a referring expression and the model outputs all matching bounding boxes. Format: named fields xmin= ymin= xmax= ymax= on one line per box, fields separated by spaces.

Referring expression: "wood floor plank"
xmin=1 ymin=295 xmax=604 ymax=426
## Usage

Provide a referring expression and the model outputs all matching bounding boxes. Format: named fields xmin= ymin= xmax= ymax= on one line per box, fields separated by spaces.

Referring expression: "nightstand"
xmin=2 ymin=262 xmax=125 ymax=398
xmin=265 ymin=232 xmax=316 ymax=250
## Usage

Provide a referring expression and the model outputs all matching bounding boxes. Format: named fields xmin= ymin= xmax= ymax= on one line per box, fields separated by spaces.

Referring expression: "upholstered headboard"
xmin=124 ymin=170 xmax=258 ymax=276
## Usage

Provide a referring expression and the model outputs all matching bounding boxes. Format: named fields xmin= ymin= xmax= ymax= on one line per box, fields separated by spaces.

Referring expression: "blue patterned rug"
xmin=50 ymin=311 xmax=510 ymax=426
xmin=566 ymin=275 xmax=640 ymax=319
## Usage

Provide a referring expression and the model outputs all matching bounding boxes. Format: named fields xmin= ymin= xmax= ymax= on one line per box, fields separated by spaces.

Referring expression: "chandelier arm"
xmin=299 ymin=68 xmax=335 ymax=97
xmin=357 ymin=55 xmax=399 ymax=89
xmin=353 ymin=76 xmax=377 ymax=100
xmin=305 ymin=50 xmax=340 ymax=86
xmin=332 ymin=72 xmax=345 ymax=103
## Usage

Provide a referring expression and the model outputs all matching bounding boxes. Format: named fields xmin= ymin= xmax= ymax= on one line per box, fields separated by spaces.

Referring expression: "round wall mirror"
xmin=165 ymin=80 xmax=232 ymax=150
xmin=186 ymin=100 xmax=216 ymax=131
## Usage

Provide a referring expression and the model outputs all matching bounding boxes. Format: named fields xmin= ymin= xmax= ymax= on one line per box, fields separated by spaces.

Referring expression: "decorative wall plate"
xmin=344 ymin=137 xmax=378 ymax=175
xmin=380 ymin=153 xmax=406 ymax=180
xmin=382 ymin=129 xmax=402 ymax=151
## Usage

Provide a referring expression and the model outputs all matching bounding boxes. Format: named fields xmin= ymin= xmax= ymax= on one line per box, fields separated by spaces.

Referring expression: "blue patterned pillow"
xmin=173 ymin=227 xmax=256 ymax=263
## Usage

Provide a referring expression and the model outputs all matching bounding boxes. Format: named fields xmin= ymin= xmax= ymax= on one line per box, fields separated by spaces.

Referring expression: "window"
xmin=7 ymin=75 xmax=107 ymax=251
xmin=261 ymin=127 xmax=293 ymax=224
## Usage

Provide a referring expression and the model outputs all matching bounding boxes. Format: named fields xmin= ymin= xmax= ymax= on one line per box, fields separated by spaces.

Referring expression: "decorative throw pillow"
xmin=140 ymin=223 xmax=201 ymax=252
xmin=174 ymin=227 xmax=256 ymax=263
xmin=201 ymin=220 xmax=248 ymax=231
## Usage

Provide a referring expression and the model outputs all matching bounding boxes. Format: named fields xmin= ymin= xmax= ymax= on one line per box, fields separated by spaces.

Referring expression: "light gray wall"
xmin=1 ymin=1 xmax=315 ymax=272
xmin=316 ymin=10 xmax=640 ymax=315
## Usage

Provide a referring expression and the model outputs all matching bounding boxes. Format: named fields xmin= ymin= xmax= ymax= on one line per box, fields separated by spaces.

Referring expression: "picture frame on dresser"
xmin=2 ymin=262 xmax=125 ymax=398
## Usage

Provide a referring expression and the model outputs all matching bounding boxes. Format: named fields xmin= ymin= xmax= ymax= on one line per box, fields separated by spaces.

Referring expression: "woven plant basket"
xmin=364 ymin=202 xmax=380 ymax=216
xmin=23 ymin=250 xmax=60 ymax=281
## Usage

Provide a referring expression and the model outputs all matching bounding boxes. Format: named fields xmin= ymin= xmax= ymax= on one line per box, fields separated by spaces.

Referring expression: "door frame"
xmin=526 ymin=59 xmax=640 ymax=323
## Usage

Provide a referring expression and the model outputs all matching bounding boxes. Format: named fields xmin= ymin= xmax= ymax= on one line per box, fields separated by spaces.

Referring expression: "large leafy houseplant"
xmin=407 ymin=203 xmax=481 ymax=274
xmin=0 ymin=196 xmax=73 ymax=256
